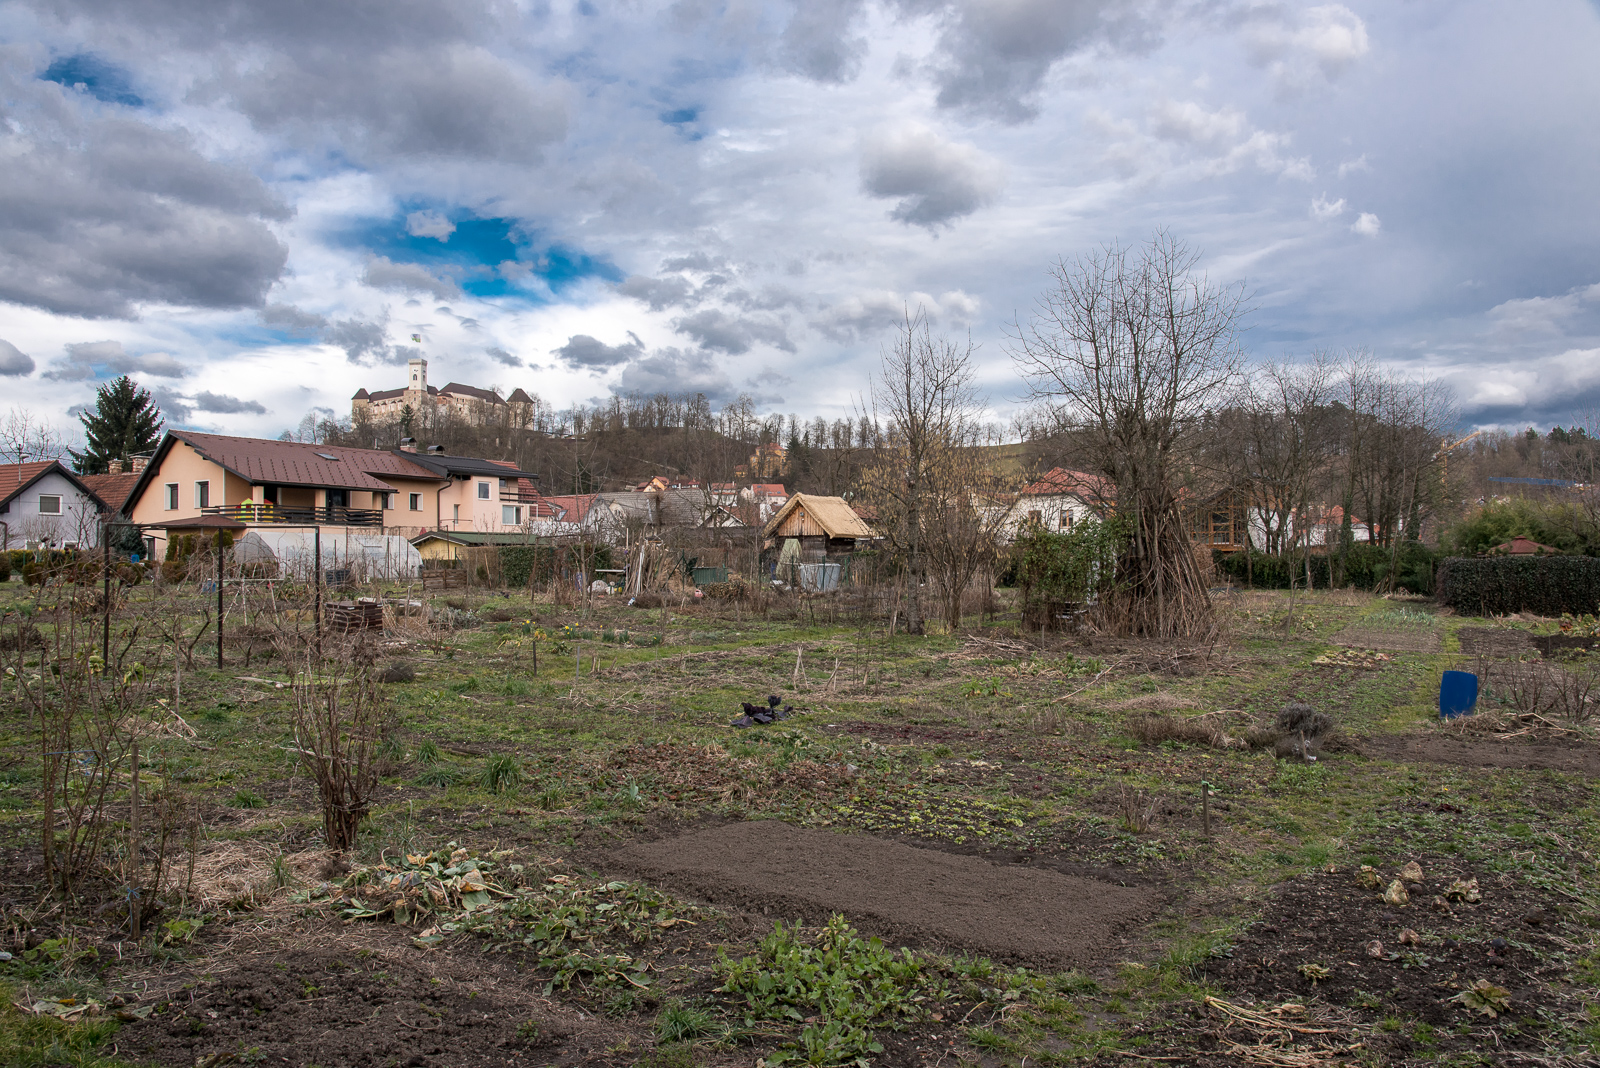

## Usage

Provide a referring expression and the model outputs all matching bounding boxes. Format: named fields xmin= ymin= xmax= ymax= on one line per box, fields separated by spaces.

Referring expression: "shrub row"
xmin=1212 ymin=542 xmax=1438 ymax=595
xmin=1437 ymin=555 xmax=1600 ymax=617
xmin=500 ymin=544 xmax=613 ymax=589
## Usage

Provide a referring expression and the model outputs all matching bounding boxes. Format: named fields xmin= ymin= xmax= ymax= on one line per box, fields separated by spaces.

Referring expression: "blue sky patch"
xmin=347 ymin=212 xmax=622 ymax=301
xmin=42 ymin=53 xmax=144 ymax=107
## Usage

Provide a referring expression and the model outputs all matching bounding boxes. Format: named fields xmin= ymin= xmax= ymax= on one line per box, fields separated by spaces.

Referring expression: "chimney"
xmin=426 ymin=445 xmax=445 ymax=455
xmin=130 ymin=455 xmax=149 ymax=473
xmin=107 ymin=458 xmax=124 ymax=475
xmin=398 ymin=437 xmax=418 ymax=453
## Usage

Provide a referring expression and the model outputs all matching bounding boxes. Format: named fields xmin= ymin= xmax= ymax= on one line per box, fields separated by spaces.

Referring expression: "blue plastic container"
xmin=1439 ymin=670 xmax=1479 ymax=720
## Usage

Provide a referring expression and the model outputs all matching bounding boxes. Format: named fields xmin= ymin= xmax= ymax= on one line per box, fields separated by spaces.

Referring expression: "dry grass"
xmin=1107 ymin=691 xmax=1198 ymax=713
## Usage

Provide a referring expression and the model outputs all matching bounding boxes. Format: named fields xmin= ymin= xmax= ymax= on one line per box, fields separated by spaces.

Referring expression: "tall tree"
xmin=1013 ymin=231 xmax=1246 ymax=640
xmin=71 ymin=376 xmax=163 ymax=473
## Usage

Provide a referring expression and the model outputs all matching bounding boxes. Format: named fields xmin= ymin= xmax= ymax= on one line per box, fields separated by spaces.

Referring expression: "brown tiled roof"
xmin=352 ymin=388 xmax=370 ymax=399
xmin=0 ymin=461 xmax=55 ymax=499
xmin=439 ymin=382 xmax=504 ymax=404
xmin=507 ymin=388 xmax=534 ymax=404
xmin=80 ymin=472 xmax=140 ymax=512
xmin=171 ymin=431 xmax=442 ymax=491
xmin=540 ymin=494 xmax=599 ymax=522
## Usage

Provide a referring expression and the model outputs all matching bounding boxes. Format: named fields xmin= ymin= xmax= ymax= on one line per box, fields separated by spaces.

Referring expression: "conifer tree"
xmin=71 ymin=376 xmax=164 ymax=473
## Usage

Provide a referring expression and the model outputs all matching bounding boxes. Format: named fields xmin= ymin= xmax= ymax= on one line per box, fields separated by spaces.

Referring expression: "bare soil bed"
xmin=116 ymin=924 xmax=620 ymax=1068
xmin=1358 ymin=732 xmax=1600 ymax=777
xmin=608 ymin=820 xmax=1158 ymax=970
xmin=1199 ymin=860 xmax=1592 ymax=1061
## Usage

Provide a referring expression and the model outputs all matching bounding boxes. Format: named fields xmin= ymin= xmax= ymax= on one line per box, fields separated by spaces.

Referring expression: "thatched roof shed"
xmin=762 ymin=493 xmax=874 ymax=544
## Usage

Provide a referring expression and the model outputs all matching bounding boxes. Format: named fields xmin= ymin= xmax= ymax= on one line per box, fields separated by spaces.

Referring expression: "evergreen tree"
xmin=71 ymin=376 xmax=164 ymax=473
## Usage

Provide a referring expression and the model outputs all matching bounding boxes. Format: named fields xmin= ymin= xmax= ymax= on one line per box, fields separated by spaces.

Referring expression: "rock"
xmin=1399 ymin=860 xmax=1425 ymax=884
xmin=1521 ymin=909 xmax=1546 ymax=927
xmin=1431 ymin=895 xmax=1454 ymax=914
xmin=1398 ymin=928 xmax=1420 ymax=946
xmin=1445 ymin=877 xmax=1481 ymax=903
xmin=1383 ymin=880 xmax=1410 ymax=907
xmin=1355 ymin=865 xmax=1382 ymax=889
xmin=1365 ymin=939 xmax=1384 ymax=957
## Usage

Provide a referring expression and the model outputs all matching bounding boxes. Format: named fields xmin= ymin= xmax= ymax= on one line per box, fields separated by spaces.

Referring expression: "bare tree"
xmin=1012 ymin=232 xmax=1246 ymax=639
xmin=859 ymin=309 xmax=994 ymax=633
xmin=0 ymin=407 xmax=65 ymax=467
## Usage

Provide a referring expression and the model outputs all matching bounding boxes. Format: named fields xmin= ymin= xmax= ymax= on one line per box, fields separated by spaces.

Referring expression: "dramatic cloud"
xmin=911 ymin=0 xmax=1143 ymax=122
xmin=362 ymin=256 xmax=461 ymax=299
xmin=0 ymin=340 xmax=35 ymax=376
xmin=860 ymin=125 xmax=1002 ymax=227
xmin=44 ymin=340 xmax=188 ymax=380
xmin=778 ymin=0 xmax=868 ymax=82
xmin=614 ymin=348 xmax=736 ymax=401
xmin=552 ymin=333 xmax=645 ymax=369
xmin=193 ymin=391 xmax=267 ymax=414
xmin=617 ymin=275 xmax=697 ymax=311
xmin=259 ymin=304 xmax=329 ymax=334
xmin=149 ymin=386 xmax=192 ymax=422
xmin=325 ymin=318 xmax=397 ymax=364
xmin=671 ymin=309 xmax=793 ymax=354
xmin=0 ymin=70 xmax=289 ymax=317
xmin=486 ymin=346 xmax=521 ymax=367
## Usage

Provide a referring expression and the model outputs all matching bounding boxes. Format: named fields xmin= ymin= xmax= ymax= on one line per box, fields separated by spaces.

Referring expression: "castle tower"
xmin=406 ymin=357 xmax=428 ymax=406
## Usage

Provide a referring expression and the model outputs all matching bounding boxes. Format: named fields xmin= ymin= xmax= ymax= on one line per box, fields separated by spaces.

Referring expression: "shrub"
xmin=480 ymin=753 xmax=524 ymax=794
xmin=0 ymin=554 xmax=9 ymax=581
xmin=1445 ymin=499 xmax=1599 ymax=557
xmin=21 ymin=561 xmax=47 ymax=587
xmin=1438 ymin=555 xmax=1600 ymax=617
xmin=1213 ymin=542 xmax=1437 ymax=594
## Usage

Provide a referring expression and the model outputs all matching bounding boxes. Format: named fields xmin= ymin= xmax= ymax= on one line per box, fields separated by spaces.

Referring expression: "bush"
xmin=1438 ymin=555 xmax=1600 ymax=617
xmin=1445 ymin=499 xmax=1599 ymax=557
xmin=21 ymin=561 xmax=46 ymax=587
xmin=0 ymin=554 xmax=9 ymax=581
xmin=1213 ymin=542 xmax=1438 ymax=594
xmin=502 ymin=544 xmax=613 ymax=589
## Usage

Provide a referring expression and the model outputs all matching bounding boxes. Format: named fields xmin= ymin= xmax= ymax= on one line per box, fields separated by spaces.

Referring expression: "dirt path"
xmin=608 ymin=820 xmax=1158 ymax=970
xmin=1358 ymin=733 xmax=1600 ymax=776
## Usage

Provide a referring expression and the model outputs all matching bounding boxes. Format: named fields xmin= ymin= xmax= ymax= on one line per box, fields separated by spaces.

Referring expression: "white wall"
xmin=0 ymin=471 xmax=103 ymax=549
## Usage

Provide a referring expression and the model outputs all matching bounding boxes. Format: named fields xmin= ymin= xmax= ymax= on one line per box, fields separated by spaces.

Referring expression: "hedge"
xmin=500 ymin=544 xmax=612 ymax=589
xmin=1437 ymin=555 xmax=1600 ymax=617
xmin=1213 ymin=542 xmax=1438 ymax=595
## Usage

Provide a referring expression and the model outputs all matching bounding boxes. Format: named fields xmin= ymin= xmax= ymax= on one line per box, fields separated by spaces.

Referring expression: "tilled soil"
xmin=608 ymin=820 xmax=1158 ymax=969
xmin=116 ymin=923 xmax=637 ymax=1068
xmin=1358 ymin=732 xmax=1600 ymax=777
xmin=1200 ymin=861 xmax=1593 ymax=1061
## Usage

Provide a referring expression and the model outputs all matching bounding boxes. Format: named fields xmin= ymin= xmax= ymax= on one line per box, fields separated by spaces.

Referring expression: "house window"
xmin=164 ymin=483 xmax=179 ymax=510
xmin=195 ymin=481 xmax=210 ymax=508
xmin=37 ymin=494 xmax=61 ymax=515
xmin=477 ymin=481 xmax=490 ymax=500
xmin=409 ymin=493 xmax=422 ymax=511
xmin=1059 ymin=510 xmax=1071 ymax=529
xmin=452 ymin=504 xmax=460 ymax=522
xmin=1027 ymin=509 xmax=1042 ymax=526
xmin=377 ymin=493 xmax=392 ymax=510
xmin=502 ymin=505 xmax=522 ymax=525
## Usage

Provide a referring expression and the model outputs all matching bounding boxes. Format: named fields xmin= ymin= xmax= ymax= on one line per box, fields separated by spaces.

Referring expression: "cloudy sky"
xmin=2 ymin=0 xmax=1599 ymax=440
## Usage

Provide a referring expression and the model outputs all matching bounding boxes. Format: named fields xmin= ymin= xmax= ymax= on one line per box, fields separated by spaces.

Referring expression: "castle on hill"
xmin=352 ymin=358 xmax=533 ymax=426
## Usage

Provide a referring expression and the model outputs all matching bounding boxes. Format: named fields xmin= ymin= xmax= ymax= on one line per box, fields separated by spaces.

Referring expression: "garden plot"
xmin=1328 ymin=607 xmax=1442 ymax=653
xmin=609 ymin=820 xmax=1158 ymax=969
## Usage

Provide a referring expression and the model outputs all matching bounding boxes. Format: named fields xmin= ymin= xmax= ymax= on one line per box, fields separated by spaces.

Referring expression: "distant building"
xmin=0 ymin=461 xmax=115 ymax=550
xmin=352 ymin=357 xmax=531 ymax=426
xmin=735 ymin=442 xmax=788 ymax=480
xmin=998 ymin=467 xmax=1115 ymax=542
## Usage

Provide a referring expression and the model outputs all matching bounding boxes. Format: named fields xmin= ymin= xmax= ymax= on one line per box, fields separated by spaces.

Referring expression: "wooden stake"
xmin=1201 ymin=779 xmax=1212 ymax=837
xmin=129 ymin=739 xmax=141 ymax=937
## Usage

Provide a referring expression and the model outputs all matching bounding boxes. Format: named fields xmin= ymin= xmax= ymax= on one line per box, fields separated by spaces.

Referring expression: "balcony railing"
xmin=201 ymin=504 xmax=385 ymax=527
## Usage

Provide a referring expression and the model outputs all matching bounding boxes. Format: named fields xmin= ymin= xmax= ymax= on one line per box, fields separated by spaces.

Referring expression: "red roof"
xmin=540 ymin=494 xmax=599 ymax=522
xmin=1019 ymin=467 xmax=1114 ymax=502
xmin=750 ymin=483 xmax=787 ymax=497
xmin=1492 ymin=535 xmax=1560 ymax=555
xmin=169 ymin=431 xmax=441 ymax=491
xmin=0 ymin=461 xmax=55 ymax=497
xmin=80 ymin=472 xmax=140 ymax=512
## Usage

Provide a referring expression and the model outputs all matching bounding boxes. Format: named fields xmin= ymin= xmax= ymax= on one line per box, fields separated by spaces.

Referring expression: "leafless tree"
xmin=0 ymin=406 xmax=66 ymax=467
xmin=859 ymin=309 xmax=997 ymax=633
xmin=1012 ymin=231 xmax=1246 ymax=639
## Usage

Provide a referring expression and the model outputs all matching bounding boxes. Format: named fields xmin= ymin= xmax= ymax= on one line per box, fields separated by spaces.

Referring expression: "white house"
xmin=998 ymin=467 xmax=1115 ymax=542
xmin=0 ymin=461 xmax=111 ymax=550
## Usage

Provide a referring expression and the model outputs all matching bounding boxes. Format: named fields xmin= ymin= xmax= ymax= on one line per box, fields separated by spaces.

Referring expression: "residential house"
xmin=120 ymin=432 xmax=541 ymax=562
xmin=735 ymin=442 xmax=787 ymax=480
xmin=0 ymin=461 xmax=111 ymax=549
xmin=998 ymin=468 xmax=1114 ymax=542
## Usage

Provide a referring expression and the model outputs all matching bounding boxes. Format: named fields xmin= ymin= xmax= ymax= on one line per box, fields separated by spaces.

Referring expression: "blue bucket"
xmin=1439 ymin=670 xmax=1478 ymax=720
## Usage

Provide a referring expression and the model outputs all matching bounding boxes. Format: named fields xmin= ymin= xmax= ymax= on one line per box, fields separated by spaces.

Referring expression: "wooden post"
xmin=531 ymin=639 xmax=538 ymax=677
xmin=1201 ymin=779 xmax=1211 ymax=837
xmin=314 ymin=527 xmax=322 ymax=656
xmin=574 ymin=644 xmax=581 ymax=686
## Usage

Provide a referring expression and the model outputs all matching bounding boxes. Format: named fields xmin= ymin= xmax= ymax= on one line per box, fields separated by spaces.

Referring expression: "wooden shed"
xmin=761 ymin=494 xmax=875 ymax=559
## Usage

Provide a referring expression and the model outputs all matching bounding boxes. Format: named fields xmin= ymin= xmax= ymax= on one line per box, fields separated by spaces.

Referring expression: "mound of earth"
xmin=609 ymin=820 xmax=1156 ymax=969
xmin=1359 ymin=733 xmax=1600 ymax=777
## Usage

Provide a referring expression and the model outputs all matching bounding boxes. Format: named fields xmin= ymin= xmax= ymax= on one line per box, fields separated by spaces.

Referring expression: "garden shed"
xmin=761 ymin=494 xmax=875 ymax=560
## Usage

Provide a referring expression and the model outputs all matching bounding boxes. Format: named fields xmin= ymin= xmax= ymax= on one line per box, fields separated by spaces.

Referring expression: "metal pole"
xmin=216 ymin=533 xmax=224 ymax=669
xmin=102 ymin=521 xmax=111 ymax=663
xmin=314 ymin=527 xmax=322 ymax=655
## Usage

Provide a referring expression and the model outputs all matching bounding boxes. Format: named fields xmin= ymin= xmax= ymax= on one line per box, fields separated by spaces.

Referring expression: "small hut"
xmin=761 ymin=494 xmax=875 ymax=560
